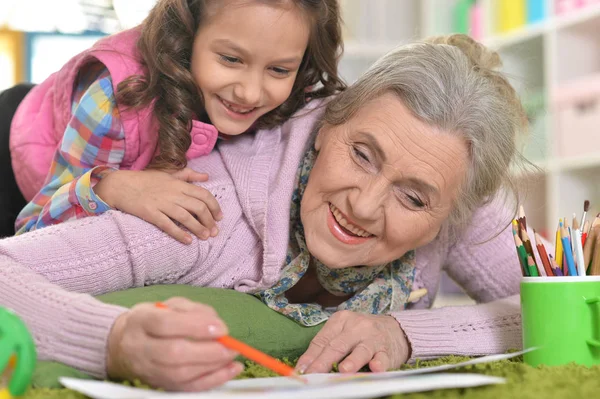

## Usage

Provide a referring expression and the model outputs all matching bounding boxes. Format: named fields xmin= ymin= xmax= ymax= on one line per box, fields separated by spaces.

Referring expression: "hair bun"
xmin=426 ymin=34 xmax=501 ymax=70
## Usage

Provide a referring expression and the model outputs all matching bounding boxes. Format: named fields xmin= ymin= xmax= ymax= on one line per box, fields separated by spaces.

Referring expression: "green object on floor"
xmin=29 ymin=285 xmax=323 ymax=389
xmin=0 ymin=307 xmax=37 ymax=397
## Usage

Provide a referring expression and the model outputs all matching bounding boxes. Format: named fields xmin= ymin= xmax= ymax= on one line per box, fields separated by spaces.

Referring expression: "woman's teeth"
xmin=329 ymin=203 xmax=373 ymax=238
xmin=221 ymin=98 xmax=255 ymax=114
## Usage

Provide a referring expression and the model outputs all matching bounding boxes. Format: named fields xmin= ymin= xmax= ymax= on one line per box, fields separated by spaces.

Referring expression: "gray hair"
xmin=323 ymin=34 xmax=527 ymax=230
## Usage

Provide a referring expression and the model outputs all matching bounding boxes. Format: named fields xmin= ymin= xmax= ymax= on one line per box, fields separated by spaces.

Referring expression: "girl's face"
xmin=190 ymin=0 xmax=310 ymax=135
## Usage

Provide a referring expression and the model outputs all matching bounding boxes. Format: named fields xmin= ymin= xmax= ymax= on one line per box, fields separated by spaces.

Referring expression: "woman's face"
xmin=301 ymin=93 xmax=469 ymax=268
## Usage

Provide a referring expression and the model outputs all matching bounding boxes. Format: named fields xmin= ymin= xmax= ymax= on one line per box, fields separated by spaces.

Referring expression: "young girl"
xmin=5 ymin=0 xmax=345 ymax=242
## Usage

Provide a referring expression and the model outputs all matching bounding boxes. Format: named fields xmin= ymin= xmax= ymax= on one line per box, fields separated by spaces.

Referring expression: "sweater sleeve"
xmin=391 ymin=199 xmax=536 ymax=361
xmin=0 ymin=210 xmax=205 ymax=377
xmin=15 ymin=64 xmax=124 ymax=234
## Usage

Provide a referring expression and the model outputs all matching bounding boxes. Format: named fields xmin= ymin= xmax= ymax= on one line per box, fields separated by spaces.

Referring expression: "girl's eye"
xmin=270 ymin=67 xmax=290 ymax=76
xmin=220 ymin=55 xmax=240 ymax=64
xmin=352 ymin=146 xmax=370 ymax=163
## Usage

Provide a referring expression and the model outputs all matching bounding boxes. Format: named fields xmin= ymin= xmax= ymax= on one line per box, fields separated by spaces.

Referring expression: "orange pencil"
xmin=216 ymin=335 xmax=300 ymax=379
xmin=154 ymin=302 xmax=303 ymax=380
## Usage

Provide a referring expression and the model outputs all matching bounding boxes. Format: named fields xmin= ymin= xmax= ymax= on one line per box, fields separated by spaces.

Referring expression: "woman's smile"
xmin=327 ymin=202 xmax=374 ymax=245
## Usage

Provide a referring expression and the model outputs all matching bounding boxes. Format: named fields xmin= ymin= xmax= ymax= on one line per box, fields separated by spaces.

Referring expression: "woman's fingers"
xmin=174 ymin=362 xmax=244 ymax=392
xmin=337 ymin=342 xmax=376 ymax=373
xmin=148 ymin=338 xmax=237 ymax=368
xmin=141 ymin=301 xmax=227 ymax=340
xmin=297 ymin=312 xmax=407 ymax=375
xmin=369 ymin=351 xmax=392 ymax=373
xmin=296 ymin=311 xmax=349 ymax=374
xmin=112 ymin=299 xmax=243 ymax=391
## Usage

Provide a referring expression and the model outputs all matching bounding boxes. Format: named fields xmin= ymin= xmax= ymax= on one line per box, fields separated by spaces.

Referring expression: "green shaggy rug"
xmin=15 ymin=286 xmax=600 ymax=398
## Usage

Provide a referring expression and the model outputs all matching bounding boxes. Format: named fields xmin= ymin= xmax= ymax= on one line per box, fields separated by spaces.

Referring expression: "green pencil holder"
xmin=521 ymin=276 xmax=600 ymax=367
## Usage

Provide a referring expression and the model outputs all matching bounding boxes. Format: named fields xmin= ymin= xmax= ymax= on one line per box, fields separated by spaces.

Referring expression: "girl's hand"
xmin=295 ymin=311 xmax=411 ymax=374
xmin=95 ymin=168 xmax=223 ymax=244
xmin=106 ymin=297 xmax=242 ymax=391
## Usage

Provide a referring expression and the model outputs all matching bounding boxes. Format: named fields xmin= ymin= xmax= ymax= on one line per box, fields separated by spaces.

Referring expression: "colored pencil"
xmin=154 ymin=302 xmax=303 ymax=380
xmin=534 ymin=232 xmax=554 ymax=277
xmin=527 ymin=255 xmax=538 ymax=279
xmin=584 ymin=225 xmax=599 ymax=271
xmin=574 ymin=229 xmax=586 ymax=276
xmin=520 ymin=228 xmax=540 ymax=275
xmin=561 ymin=227 xmax=578 ymax=277
xmin=513 ymin=234 xmax=530 ymax=277
xmin=518 ymin=205 xmax=527 ymax=232
xmin=511 ymin=219 xmax=519 ymax=236
xmin=216 ymin=335 xmax=302 ymax=380
xmin=590 ymin=231 xmax=600 ymax=276
xmin=555 ymin=220 xmax=564 ymax=269
xmin=527 ymin=255 xmax=545 ymax=277
xmin=572 ymin=213 xmax=580 ymax=232
xmin=549 ymin=255 xmax=563 ymax=276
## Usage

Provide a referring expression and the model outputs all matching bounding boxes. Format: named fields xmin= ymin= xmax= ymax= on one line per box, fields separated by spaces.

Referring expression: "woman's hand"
xmin=95 ymin=168 xmax=223 ymax=244
xmin=106 ymin=297 xmax=243 ymax=391
xmin=295 ymin=311 xmax=411 ymax=374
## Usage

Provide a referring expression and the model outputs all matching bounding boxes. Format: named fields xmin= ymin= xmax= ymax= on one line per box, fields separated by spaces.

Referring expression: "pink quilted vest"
xmin=10 ymin=28 xmax=218 ymax=201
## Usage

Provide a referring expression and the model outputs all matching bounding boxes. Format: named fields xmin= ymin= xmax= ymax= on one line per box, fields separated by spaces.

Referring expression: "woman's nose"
xmin=348 ymin=180 xmax=387 ymax=222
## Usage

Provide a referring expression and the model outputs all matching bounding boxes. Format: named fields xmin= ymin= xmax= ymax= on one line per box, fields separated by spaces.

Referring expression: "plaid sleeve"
xmin=15 ymin=63 xmax=125 ymax=234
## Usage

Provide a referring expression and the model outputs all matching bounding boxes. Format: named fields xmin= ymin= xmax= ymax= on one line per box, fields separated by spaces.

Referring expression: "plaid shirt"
xmin=15 ymin=63 xmax=125 ymax=234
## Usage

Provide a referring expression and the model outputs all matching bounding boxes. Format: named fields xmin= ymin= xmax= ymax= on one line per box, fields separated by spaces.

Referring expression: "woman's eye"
xmin=220 ymin=55 xmax=240 ymax=64
xmin=353 ymin=146 xmax=370 ymax=163
xmin=407 ymin=194 xmax=425 ymax=208
xmin=271 ymin=67 xmax=290 ymax=76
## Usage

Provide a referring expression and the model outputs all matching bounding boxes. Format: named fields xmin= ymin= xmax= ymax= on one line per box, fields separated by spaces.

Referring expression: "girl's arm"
xmin=15 ymin=63 xmax=124 ymax=234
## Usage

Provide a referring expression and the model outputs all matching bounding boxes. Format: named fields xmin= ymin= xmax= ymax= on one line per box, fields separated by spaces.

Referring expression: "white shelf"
xmin=554 ymin=3 xmax=600 ymax=30
xmin=484 ymin=22 xmax=545 ymax=49
xmin=483 ymin=4 xmax=600 ymax=50
xmin=339 ymin=0 xmax=600 ymax=236
xmin=553 ymin=155 xmax=600 ymax=172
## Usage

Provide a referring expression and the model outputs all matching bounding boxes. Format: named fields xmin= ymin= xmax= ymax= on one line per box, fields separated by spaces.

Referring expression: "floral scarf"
xmin=255 ymin=145 xmax=416 ymax=326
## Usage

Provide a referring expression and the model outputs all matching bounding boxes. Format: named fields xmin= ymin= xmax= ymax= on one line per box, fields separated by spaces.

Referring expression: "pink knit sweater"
xmin=0 ymin=102 xmax=526 ymax=377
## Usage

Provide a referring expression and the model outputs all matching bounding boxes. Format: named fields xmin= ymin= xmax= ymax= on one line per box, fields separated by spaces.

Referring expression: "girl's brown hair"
xmin=117 ymin=0 xmax=346 ymax=170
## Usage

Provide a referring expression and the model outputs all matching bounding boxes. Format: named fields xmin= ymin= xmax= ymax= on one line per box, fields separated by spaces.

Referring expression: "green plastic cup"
xmin=521 ymin=276 xmax=600 ymax=367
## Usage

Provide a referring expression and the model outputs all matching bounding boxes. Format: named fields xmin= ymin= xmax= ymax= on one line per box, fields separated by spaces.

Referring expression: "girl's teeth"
xmin=329 ymin=203 xmax=372 ymax=238
xmin=223 ymin=99 xmax=254 ymax=114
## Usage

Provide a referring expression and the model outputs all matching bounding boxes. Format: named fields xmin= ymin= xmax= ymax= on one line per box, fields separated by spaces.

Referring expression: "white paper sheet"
xmin=60 ymin=373 xmax=504 ymax=399
xmin=60 ymin=350 xmax=528 ymax=399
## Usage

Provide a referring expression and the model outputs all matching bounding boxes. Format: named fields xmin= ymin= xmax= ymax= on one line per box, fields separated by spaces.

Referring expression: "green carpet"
xmin=12 ymin=285 xmax=600 ymax=398
xmin=20 ymin=355 xmax=600 ymax=398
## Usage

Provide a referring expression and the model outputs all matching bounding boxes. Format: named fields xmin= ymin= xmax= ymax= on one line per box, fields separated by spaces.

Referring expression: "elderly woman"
xmin=0 ymin=35 xmax=528 ymax=391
